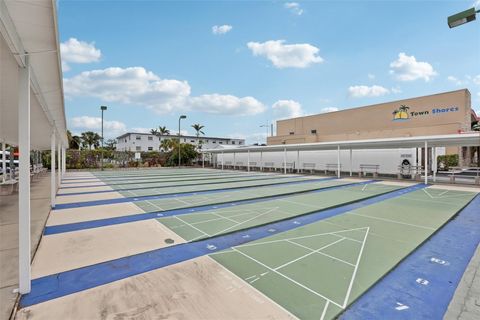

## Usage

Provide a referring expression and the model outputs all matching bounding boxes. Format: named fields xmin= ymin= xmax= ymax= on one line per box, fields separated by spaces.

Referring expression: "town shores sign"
xmin=392 ymin=105 xmax=459 ymax=121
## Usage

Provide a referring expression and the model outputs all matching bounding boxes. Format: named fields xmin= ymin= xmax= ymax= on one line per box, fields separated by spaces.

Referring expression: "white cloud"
xmin=284 ymin=2 xmax=303 ymax=15
xmin=247 ymin=40 xmax=323 ymax=68
xmin=70 ymin=116 xmax=127 ymax=138
xmin=60 ymin=38 xmax=101 ymax=71
xmin=447 ymin=75 xmax=466 ymax=86
xmin=212 ymin=25 xmax=232 ymax=35
xmin=64 ymin=66 xmax=265 ymax=116
xmin=189 ymin=94 xmax=266 ymax=116
xmin=320 ymin=107 xmax=339 ymax=113
xmin=389 ymin=53 xmax=437 ymax=82
xmin=348 ymin=85 xmax=390 ymax=98
xmin=391 ymin=86 xmax=402 ymax=94
xmin=474 ymin=0 xmax=480 ymax=8
xmin=272 ymin=100 xmax=304 ymax=119
xmin=131 ymin=127 xmax=189 ymax=135
xmin=368 ymin=73 xmax=375 ymax=80
xmin=473 ymin=75 xmax=480 ymax=85
xmin=227 ymin=132 xmax=267 ymax=144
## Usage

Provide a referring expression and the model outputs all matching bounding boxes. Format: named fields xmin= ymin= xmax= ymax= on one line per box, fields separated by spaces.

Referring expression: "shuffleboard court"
xmin=46 ymin=178 xmax=355 ymax=231
xmin=210 ymin=188 xmax=477 ymax=320
xmin=157 ymin=182 xmax=402 ymax=241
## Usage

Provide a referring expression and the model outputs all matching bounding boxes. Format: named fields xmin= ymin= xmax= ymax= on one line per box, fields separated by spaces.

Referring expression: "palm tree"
xmin=67 ymin=130 xmax=81 ymax=149
xmin=81 ymin=131 xmax=101 ymax=150
xmin=160 ymin=138 xmax=174 ymax=152
xmin=191 ymin=124 xmax=205 ymax=149
xmin=158 ymin=126 xmax=170 ymax=136
xmin=150 ymin=128 xmax=159 ymax=136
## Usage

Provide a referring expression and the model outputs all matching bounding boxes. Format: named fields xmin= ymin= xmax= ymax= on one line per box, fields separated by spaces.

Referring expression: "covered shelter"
xmin=202 ymin=133 xmax=480 ymax=182
xmin=0 ymin=0 xmax=67 ymax=294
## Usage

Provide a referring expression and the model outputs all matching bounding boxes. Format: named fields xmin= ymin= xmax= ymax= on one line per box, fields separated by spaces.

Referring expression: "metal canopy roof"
xmin=203 ymin=133 xmax=480 ymax=154
xmin=0 ymin=0 xmax=67 ymax=150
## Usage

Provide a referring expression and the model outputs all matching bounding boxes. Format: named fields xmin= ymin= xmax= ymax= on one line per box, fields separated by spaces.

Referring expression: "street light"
xmin=448 ymin=7 xmax=479 ymax=28
xmin=100 ymin=106 xmax=107 ymax=171
xmin=178 ymin=115 xmax=187 ymax=167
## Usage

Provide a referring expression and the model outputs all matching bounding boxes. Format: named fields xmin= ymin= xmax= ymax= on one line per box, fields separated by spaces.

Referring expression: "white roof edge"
xmin=202 ymin=133 xmax=480 ymax=153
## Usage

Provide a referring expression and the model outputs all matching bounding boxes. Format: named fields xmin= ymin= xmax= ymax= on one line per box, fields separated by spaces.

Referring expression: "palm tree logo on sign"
xmin=392 ymin=105 xmax=410 ymax=121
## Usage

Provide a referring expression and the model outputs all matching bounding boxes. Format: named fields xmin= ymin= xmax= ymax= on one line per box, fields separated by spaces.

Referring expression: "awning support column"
xmin=202 ymin=153 xmax=205 ymax=168
xmin=296 ymin=150 xmax=300 ymax=173
xmin=221 ymin=151 xmax=224 ymax=170
xmin=432 ymin=147 xmax=436 ymax=182
xmin=349 ymin=149 xmax=352 ymax=177
xmin=283 ymin=147 xmax=287 ymax=174
xmin=57 ymin=141 xmax=61 ymax=185
xmin=233 ymin=152 xmax=236 ymax=170
xmin=424 ymin=141 xmax=428 ymax=185
xmin=247 ymin=150 xmax=250 ymax=172
xmin=62 ymin=147 xmax=66 ymax=174
xmin=337 ymin=146 xmax=341 ymax=178
xmin=51 ymin=129 xmax=56 ymax=209
xmin=18 ymin=56 xmax=31 ymax=294
xmin=2 ymin=141 xmax=5 ymax=183
xmin=260 ymin=152 xmax=263 ymax=171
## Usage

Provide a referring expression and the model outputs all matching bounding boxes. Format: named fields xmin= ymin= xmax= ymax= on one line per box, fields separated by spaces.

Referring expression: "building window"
xmin=219 ymin=141 xmax=223 ymax=144
xmin=124 ymin=139 xmax=127 ymax=143
xmin=213 ymin=141 xmax=216 ymax=143
xmin=184 ymin=138 xmax=186 ymax=142
xmin=190 ymin=140 xmax=195 ymax=143
xmin=311 ymin=129 xmax=317 ymax=134
xmin=231 ymin=141 xmax=235 ymax=144
xmin=148 ymin=136 xmax=153 ymax=141
xmin=136 ymin=146 xmax=141 ymax=151
xmin=136 ymin=136 xmax=141 ymax=140
xmin=239 ymin=141 xmax=243 ymax=145
xmin=289 ymin=132 xmax=294 ymax=135
xmin=148 ymin=147 xmax=153 ymax=151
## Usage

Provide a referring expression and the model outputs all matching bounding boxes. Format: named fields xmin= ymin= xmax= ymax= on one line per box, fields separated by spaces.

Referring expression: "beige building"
xmin=268 ymin=89 xmax=479 ymax=165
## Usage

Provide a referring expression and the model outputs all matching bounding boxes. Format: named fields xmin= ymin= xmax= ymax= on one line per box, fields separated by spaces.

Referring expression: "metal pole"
xmin=296 ymin=149 xmax=300 ymax=173
xmin=284 ymin=147 xmax=287 ymax=174
xmin=63 ymin=147 xmax=66 ymax=174
xmin=51 ymin=129 xmax=56 ymax=209
xmin=221 ymin=151 xmax=224 ymax=170
xmin=433 ymin=147 xmax=437 ymax=182
xmin=260 ymin=151 xmax=263 ymax=171
xmin=101 ymin=108 xmax=104 ymax=171
xmin=349 ymin=149 xmax=352 ymax=177
xmin=247 ymin=150 xmax=250 ymax=172
xmin=178 ymin=118 xmax=181 ymax=167
xmin=202 ymin=153 xmax=205 ymax=168
xmin=2 ymin=141 xmax=5 ymax=183
xmin=424 ymin=141 xmax=428 ymax=185
xmin=337 ymin=145 xmax=341 ymax=178
xmin=233 ymin=152 xmax=236 ymax=170
xmin=57 ymin=141 xmax=61 ymax=185
xmin=18 ymin=56 xmax=31 ymax=293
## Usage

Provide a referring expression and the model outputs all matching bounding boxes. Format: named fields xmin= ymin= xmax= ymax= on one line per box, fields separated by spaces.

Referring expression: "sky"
xmin=58 ymin=0 xmax=480 ymax=144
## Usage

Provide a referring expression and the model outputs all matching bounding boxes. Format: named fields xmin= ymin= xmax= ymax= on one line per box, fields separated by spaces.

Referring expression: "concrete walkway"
xmin=0 ymin=174 xmax=52 ymax=320
xmin=445 ymin=244 xmax=480 ymax=320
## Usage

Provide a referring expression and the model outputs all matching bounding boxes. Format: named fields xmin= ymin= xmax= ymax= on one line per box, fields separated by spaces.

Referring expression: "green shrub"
xmin=437 ymin=154 xmax=458 ymax=170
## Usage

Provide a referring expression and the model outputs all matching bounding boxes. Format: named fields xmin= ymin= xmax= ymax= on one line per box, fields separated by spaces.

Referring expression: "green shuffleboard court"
xmin=134 ymin=178 xmax=353 ymax=214
xmin=156 ymin=182 xmax=402 ymax=241
xmin=92 ymin=171 xmax=251 ymax=184
xmin=209 ymin=188 xmax=477 ymax=320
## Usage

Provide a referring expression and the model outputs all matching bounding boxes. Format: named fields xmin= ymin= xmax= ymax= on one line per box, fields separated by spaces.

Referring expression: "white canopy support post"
xmin=51 ymin=129 xmax=56 ymax=209
xmin=283 ymin=147 xmax=287 ymax=174
xmin=337 ymin=145 xmax=341 ymax=178
xmin=433 ymin=147 xmax=437 ymax=182
xmin=247 ymin=150 xmax=250 ymax=172
xmin=221 ymin=151 xmax=224 ymax=170
xmin=424 ymin=141 xmax=428 ymax=185
xmin=296 ymin=150 xmax=300 ymax=173
xmin=260 ymin=151 xmax=263 ymax=171
xmin=349 ymin=149 xmax=352 ymax=177
xmin=2 ymin=141 xmax=5 ymax=183
xmin=57 ymin=141 xmax=61 ymax=185
xmin=63 ymin=147 xmax=66 ymax=174
xmin=233 ymin=152 xmax=236 ymax=170
xmin=18 ymin=56 xmax=31 ymax=294
xmin=202 ymin=152 xmax=205 ymax=168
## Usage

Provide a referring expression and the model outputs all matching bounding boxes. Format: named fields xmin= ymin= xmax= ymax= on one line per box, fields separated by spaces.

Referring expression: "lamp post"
xmin=448 ymin=7 xmax=479 ymax=28
xmin=100 ymin=106 xmax=107 ymax=171
xmin=178 ymin=115 xmax=187 ymax=167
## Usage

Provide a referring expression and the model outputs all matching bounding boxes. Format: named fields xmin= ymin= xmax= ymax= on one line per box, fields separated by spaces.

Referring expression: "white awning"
xmin=203 ymin=133 xmax=480 ymax=154
xmin=0 ymin=0 xmax=67 ymax=150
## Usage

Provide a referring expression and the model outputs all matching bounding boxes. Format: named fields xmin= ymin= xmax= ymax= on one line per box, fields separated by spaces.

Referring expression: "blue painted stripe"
xmin=45 ymin=178 xmax=363 ymax=235
xmin=57 ymin=175 xmax=290 ymax=196
xmin=53 ymin=177 xmax=331 ymax=210
xmin=21 ymin=183 xmax=425 ymax=307
xmin=340 ymin=193 xmax=480 ymax=320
